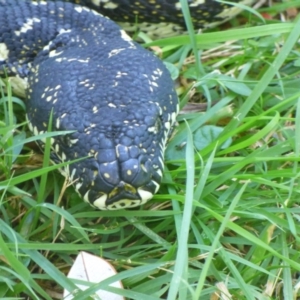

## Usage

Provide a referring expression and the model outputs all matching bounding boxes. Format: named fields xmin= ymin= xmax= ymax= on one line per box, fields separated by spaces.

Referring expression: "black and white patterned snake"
xmin=0 ymin=0 xmax=256 ymax=209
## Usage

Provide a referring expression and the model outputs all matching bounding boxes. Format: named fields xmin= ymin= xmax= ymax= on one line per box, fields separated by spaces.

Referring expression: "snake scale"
xmin=0 ymin=0 xmax=256 ymax=209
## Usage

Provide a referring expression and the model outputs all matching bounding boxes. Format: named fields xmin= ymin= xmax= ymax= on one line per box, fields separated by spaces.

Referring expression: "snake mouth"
xmin=91 ymin=181 xmax=153 ymax=210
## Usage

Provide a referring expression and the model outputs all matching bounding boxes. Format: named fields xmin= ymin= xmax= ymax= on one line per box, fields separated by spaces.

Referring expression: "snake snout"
xmin=92 ymin=180 xmax=154 ymax=210
xmin=78 ymin=108 xmax=167 ymax=209
xmin=84 ymin=148 xmax=163 ymax=210
xmin=49 ymin=105 xmax=168 ymax=210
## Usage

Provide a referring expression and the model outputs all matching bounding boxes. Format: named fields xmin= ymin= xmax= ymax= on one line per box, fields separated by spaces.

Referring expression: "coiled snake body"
xmin=0 ymin=0 xmax=255 ymax=209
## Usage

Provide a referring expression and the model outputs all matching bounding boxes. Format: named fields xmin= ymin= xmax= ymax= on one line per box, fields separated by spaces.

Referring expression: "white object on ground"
xmin=63 ymin=251 xmax=124 ymax=300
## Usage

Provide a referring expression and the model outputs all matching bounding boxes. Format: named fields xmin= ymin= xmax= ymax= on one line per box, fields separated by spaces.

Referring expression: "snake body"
xmin=58 ymin=0 xmax=257 ymax=38
xmin=0 ymin=0 xmax=256 ymax=209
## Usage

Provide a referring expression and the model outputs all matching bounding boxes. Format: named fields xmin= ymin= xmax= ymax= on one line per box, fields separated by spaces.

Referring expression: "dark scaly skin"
xmin=0 ymin=0 xmax=179 ymax=209
xmin=51 ymin=0 xmax=257 ymax=37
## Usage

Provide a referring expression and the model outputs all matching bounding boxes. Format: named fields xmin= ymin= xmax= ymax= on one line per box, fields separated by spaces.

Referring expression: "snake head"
xmin=74 ymin=98 xmax=178 ymax=210
xmin=48 ymin=93 xmax=178 ymax=210
xmin=25 ymin=24 xmax=179 ymax=210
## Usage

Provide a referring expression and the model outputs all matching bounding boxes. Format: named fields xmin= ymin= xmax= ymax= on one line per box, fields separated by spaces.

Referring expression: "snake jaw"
xmin=90 ymin=182 xmax=153 ymax=210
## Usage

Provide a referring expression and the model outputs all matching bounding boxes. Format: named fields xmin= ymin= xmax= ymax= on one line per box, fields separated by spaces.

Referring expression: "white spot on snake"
xmin=120 ymin=30 xmax=132 ymax=42
xmin=116 ymin=145 xmax=120 ymax=158
xmin=145 ymin=76 xmax=159 ymax=90
xmin=108 ymin=103 xmax=116 ymax=108
xmin=49 ymin=50 xmax=63 ymax=57
xmin=107 ymin=199 xmax=139 ymax=210
xmin=58 ymin=28 xmax=72 ymax=35
xmin=153 ymin=68 xmax=163 ymax=76
xmin=148 ymin=126 xmax=156 ymax=133
xmin=56 ymin=118 xmax=60 ymax=129
xmin=158 ymin=156 xmax=164 ymax=168
xmin=93 ymin=106 xmax=98 ymax=113
xmin=27 ymin=120 xmax=33 ymax=132
xmin=137 ymin=188 xmax=153 ymax=203
xmin=93 ymin=194 xmax=108 ymax=209
xmin=61 ymin=152 xmax=66 ymax=161
xmin=0 ymin=43 xmax=9 ymax=61
xmin=72 ymin=182 xmax=83 ymax=191
xmin=83 ymin=190 xmax=90 ymax=203
xmin=170 ymin=112 xmax=177 ymax=123
xmin=38 ymin=131 xmax=46 ymax=143
xmin=120 ymin=21 xmax=182 ymax=39
xmin=104 ymin=2 xmax=119 ymax=9
xmin=67 ymin=58 xmax=90 ymax=63
xmin=8 ymin=76 xmax=28 ymax=97
xmin=14 ymin=18 xmax=41 ymax=36
xmin=141 ymin=164 xmax=147 ymax=173
xmin=156 ymin=169 xmax=163 ymax=178
xmin=91 ymin=0 xmax=101 ymax=6
xmin=152 ymin=180 xmax=160 ymax=193
xmin=33 ymin=126 xmax=39 ymax=136
xmin=151 ymin=75 xmax=159 ymax=81
xmin=69 ymin=139 xmax=79 ymax=145
xmin=120 ymin=30 xmax=136 ymax=48
xmin=103 ymin=1 xmax=119 ymax=9
xmin=116 ymin=71 xmax=128 ymax=78
xmin=108 ymin=48 xmax=125 ymax=58
xmin=175 ymin=2 xmax=182 ymax=9
xmin=189 ymin=0 xmax=205 ymax=7
xmin=74 ymin=6 xmax=90 ymax=13
xmin=164 ymin=121 xmax=171 ymax=130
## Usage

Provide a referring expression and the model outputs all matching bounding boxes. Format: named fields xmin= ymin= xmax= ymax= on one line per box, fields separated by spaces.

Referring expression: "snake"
xmin=0 ymin=0 xmax=256 ymax=210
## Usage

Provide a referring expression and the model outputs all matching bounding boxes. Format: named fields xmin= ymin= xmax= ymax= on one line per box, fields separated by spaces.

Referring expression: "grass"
xmin=1 ymin=1 xmax=300 ymax=299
